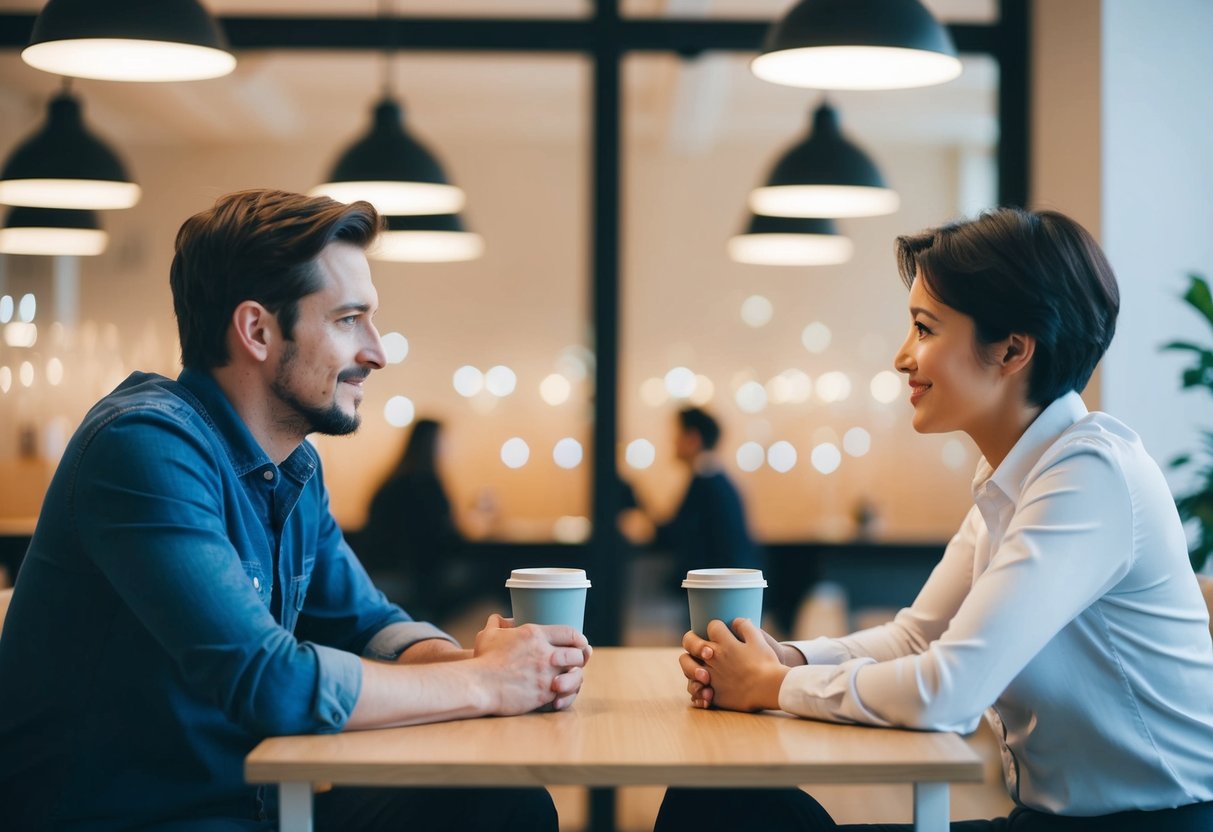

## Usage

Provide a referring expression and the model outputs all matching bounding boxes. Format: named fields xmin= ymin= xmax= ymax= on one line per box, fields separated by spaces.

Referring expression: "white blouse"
xmin=781 ymin=392 xmax=1213 ymax=815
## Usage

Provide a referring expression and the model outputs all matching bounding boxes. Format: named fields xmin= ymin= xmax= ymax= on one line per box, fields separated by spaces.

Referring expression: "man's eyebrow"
xmin=330 ymin=302 xmax=372 ymax=316
xmin=909 ymin=306 xmax=941 ymax=322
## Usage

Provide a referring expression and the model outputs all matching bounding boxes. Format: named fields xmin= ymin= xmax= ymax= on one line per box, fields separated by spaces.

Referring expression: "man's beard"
xmin=271 ymin=341 xmax=364 ymax=437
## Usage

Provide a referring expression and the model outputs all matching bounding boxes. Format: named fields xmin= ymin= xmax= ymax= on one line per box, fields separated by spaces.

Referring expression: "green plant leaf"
xmin=1161 ymin=340 xmax=1210 ymax=354
xmin=1183 ymin=274 xmax=1213 ymax=329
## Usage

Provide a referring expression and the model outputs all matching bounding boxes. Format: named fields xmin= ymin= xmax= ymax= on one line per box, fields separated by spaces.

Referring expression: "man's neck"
xmin=209 ymin=364 xmax=302 ymax=465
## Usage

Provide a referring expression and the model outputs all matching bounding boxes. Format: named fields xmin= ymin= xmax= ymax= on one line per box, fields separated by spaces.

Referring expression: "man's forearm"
xmin=397 ymin=638 xmax=474 ymax=664
xmin=345 ymin=657 xmax=493 ymax=730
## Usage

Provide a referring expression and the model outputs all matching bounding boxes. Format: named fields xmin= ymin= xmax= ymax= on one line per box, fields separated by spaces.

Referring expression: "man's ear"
xmin=230 ymin=301 xmax=275 ymax=363
xmin=999 ymin=332 xmax=1036 ymax=377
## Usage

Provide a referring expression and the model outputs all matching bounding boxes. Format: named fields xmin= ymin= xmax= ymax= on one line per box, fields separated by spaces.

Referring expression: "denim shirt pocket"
xmin=240 ymin=560 xmax=271 ymax=608
xmin=282 ymin=573 xmax=312 ymax=633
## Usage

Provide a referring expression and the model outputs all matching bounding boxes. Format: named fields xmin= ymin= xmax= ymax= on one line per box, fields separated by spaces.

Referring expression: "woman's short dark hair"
xmin=895 ymin=207 xmax=1120 ymax=407
xmin=170 ymin=188 xmax=381 ymax=370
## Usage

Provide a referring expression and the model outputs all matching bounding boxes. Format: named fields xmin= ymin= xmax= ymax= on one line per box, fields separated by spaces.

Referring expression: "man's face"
xmin=674 ymin=424 xmax=702 ymax=463
xmin=268 ymin=242 xmax=385 ymax=438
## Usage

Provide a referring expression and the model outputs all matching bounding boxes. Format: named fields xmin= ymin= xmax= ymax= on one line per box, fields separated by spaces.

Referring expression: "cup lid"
xmin=681 ymin=568 xmax=767 ymax=589
xmin=505 ymin=567 xmax=591 ymax=589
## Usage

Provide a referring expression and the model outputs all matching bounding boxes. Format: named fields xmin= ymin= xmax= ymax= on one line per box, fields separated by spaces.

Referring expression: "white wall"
xmin=1100 ymin=0 xmax=1213 ymax=487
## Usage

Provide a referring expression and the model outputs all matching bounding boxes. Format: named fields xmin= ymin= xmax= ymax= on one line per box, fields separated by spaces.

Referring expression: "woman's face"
xmin=894 ymin=277 xmax=1007 ymax=436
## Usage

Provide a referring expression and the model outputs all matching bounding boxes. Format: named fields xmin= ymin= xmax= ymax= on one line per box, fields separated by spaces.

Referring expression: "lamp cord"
xmin=379 ymin=0 xmax=395 ymax=99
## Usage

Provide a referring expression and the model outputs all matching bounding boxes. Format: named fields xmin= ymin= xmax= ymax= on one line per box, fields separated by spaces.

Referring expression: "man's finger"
xmin=551 ymin=647 xmax=588 ymax=668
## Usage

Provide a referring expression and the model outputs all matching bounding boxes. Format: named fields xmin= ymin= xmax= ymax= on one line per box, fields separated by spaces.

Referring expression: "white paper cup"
xmin=505 ymin=567 xmax=592 ymax=631
xmin=681 ymin=568 xmax=767 ymax=638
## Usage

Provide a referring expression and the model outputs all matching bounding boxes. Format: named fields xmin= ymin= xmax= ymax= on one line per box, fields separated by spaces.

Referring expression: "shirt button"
xmin=252 ymin=577 xmax=261 ymax=590
xmin=263 ymin=470 xmax=274 ymax=481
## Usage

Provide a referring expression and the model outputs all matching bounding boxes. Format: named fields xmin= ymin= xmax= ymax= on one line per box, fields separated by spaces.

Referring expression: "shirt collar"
xmin=692 ymin=451 xmax=723 ymax=475
xmin=177 ymin=368 xmax=318 ymax=483
xmin=972 ymin=390 xmax=1088 ymax=503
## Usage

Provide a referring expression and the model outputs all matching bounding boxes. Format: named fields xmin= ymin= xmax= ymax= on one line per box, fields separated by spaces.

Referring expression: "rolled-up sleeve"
xmin=363 ymin=622 xmax=459 ymax=662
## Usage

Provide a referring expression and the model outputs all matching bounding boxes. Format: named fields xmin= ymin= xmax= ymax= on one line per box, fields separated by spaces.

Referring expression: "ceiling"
xmin=0 ymin=0 xmax=999 ymax=155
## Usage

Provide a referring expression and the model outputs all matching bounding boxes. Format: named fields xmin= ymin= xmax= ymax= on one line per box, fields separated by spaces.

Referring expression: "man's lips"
xmin=338 ymin=369 xmax=370 ymax=387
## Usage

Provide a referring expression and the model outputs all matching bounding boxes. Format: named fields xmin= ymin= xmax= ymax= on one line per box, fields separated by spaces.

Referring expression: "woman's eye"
xmin=914 ymin=321 xmax=931 ymax=337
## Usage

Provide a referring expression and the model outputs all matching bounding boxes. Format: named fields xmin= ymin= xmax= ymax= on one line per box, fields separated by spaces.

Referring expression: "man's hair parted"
xmin=170 ymin=188 xmax=382 ymax=370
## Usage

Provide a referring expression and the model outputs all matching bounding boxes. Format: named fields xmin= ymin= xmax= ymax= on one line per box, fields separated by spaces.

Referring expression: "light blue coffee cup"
xmin=506 ymin=567 xmax=592 ymax=632
xmin=682 ymin=568 xmax=767 ymax=639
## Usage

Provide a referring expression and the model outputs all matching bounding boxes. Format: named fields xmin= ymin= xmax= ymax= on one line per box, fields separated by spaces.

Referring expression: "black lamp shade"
xmin=372 ymin=213 xmax=484 ymax=263
xmin=313 ymin=98 xmax=465 ymax=216
xmin=753 ymin=0 xmax=961 ymax=90
xmin=0 ymin=205 xmax=108 ymax=256
xmin=385 ymin=213 xmax=467 ymax=233
xmin=728 ymin=213 xmax=853 ymax=266
xmin=0 ymin=91 xmax=140 ymax=210
xmin=749 ymin=102 xmax=898 ymax=218
xmin=23 ymin=0 xmax=235 ymax=82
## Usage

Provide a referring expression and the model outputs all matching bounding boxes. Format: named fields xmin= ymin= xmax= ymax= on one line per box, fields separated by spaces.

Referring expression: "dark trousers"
xmin=655 ymin=788 xmax=1213 ymax=832
xmin=311 ymin=785 xmax=558 ymax=832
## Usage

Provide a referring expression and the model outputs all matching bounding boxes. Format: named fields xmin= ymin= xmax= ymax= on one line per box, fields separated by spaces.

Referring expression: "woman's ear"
xmin=999 ymin=332 xmax=1036 ymax=377
xmin=230 ymin=300 xmax=275 ymax=363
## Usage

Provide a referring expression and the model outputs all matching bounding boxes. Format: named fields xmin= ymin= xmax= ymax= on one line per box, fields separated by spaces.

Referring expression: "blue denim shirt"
xmin=0 ymin=370 xmax=454 ymax=830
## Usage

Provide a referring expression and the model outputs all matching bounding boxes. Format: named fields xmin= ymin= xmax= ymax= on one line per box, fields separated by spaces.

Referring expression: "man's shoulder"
xmin=76 ymin=372 xmax=212 ymax=447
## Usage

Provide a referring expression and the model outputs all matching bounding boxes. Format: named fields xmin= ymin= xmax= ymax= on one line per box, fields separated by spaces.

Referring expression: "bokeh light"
xmin=46 ymin=357 xmax=64 ymax=386
xmin=815 ymin=371 xmax=852 ymax=403
xmin=735 ymin=380 xmax=768 ymax=414
xmin=664 ymin=366 xmax=696 ymax=399
xmin=383 ymin=395 xmax=415 ymax=427
xmin=540 ymin=373 xmax=572 ymax=406
xmin=767 ymin=440 xmax=797 ymax=473
xmin=843 ymin=427 xmax=871 ymax=457
xmin=801 ymin=321 xmax=831 ymax=353
xmin=870 ymin=370 xmax=902 ymax=404
xmin=381 ymin=332 xmax=409 ymax=364
xmin=640 ymin=377 xmax=667 ymax=407
xmin=553 ymin=437 xmax=584 ymax=469
xmin=453 ymin=365 xmax=483 ymax=397
xmin=736 ymin=441 xmax=765 ymax=472
xmin=942 ymin=438 xmax=969 ymax=470
xmin=501 ymin=437 xmax=530 ymax=469
xmin=811 ymin=443 xmax=842 ymax=474
xmin=626 ymin=438 xmax=656 ymax=469
xmin=485 ymin=365 xmax=517 ymax=397
xmin=740 ymin=295 xmax=774 ymax=328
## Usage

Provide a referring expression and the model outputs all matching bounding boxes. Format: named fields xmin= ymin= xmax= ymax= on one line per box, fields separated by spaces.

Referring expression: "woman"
xmin=362 ymin=418 xmax=467 ymax=621
xmin=658 ymin=208 xmax=1213 ymax=831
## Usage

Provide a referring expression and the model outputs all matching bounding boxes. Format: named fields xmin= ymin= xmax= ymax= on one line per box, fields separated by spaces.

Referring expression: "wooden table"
xmin=247 ymin=647 xmax=983 ymax=831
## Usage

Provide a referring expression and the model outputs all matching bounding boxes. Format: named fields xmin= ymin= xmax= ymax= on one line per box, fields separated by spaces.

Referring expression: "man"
xmin=654 ymin=407 xmax=760 ymax=578
xmin=0 ymin=189 xmax=589 ymax=830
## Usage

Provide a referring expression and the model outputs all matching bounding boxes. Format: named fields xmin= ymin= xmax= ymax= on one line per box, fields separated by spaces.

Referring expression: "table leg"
xmin=913 ymin=782 xmax=949 ymax=832
xmin=588 ymin=787 xmax=616 ymax=832
xmin=278 ymin=781 xmax=314 ymax=832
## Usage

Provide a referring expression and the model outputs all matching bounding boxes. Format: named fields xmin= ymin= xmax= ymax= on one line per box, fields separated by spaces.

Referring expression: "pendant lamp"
xmin=22 ymin=0 xmax=236 ymax=83
xmin=371 ymin=213 xmax=484 ymax=263
xmin=749 ymin=102 xmax=898 ymax=219
xmin=0 ymin=87 xmax=140 ymax=211
xmin=728 ymin=214 xmax=852 ymax=266
xmin=0 ymin=206 xmax=108 ymax=257
xmin=312 ymin=97 xmax=465 ymax=216
xmin=752 ymin=0 xmax=961 ymax=91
